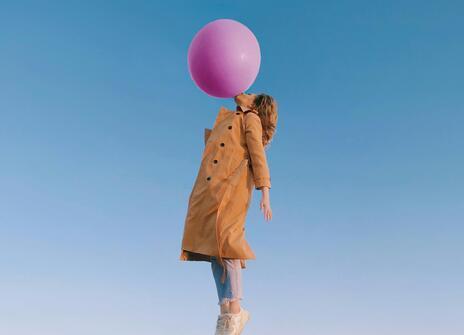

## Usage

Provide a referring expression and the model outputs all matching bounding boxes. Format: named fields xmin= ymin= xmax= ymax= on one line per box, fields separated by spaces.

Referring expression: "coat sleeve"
xmin=204 ymin=128 xmax=212 ymax=145
xmin=244 ymin=113 xmax=271 ymax=190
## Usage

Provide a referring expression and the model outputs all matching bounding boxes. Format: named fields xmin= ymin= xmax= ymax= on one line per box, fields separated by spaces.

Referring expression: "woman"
xmin=179 ymin=92 xmax=278 ymax=335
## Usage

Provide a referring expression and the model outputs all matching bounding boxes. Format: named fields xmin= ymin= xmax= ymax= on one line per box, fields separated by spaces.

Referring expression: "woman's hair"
xmin=252 ymin=93 xmax=278 ymax=148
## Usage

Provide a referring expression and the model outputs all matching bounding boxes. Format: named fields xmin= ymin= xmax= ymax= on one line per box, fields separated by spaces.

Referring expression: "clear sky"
xmin=1 ymin=1 xmax=463 ymax=334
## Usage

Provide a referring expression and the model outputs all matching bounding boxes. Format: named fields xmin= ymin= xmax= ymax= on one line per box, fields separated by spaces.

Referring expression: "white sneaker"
xmin=215 ymin=313 xmax=236 ymax=335
xmin=215 ymin=307 xmax=250 ymax=335
xmin=236 ymin=307 xmax=250 ymax=335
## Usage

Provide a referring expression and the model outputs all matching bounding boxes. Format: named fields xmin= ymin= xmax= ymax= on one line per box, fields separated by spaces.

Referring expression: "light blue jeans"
xmin=211 ymin=256 xmax=243 ymax=305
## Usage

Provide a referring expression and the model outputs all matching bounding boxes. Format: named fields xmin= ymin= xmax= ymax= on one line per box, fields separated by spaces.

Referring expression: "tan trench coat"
xmin=179 ymin=104 xmax=272 ymax=283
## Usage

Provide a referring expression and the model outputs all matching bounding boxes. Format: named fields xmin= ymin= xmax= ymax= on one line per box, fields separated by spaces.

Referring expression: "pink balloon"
xmin=187 ymin=19 xmax=261 ymax=98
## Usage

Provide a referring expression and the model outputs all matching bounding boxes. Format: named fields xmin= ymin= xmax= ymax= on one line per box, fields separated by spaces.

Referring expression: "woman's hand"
xmin=259 ymin=187 xmax=272 ymax=222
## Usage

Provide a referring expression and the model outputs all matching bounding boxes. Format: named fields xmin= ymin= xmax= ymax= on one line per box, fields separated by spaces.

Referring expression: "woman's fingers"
xmin=264 ymin=205 xmax=272 ymax=222
xmin=259 ymin=199 xmax=272 ymax=222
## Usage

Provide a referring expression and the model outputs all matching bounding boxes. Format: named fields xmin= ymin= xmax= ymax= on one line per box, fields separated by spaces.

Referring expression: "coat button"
xmin=213 ymin=159 xmax=218 ymax=164
xmin=206 ymin=176 xmax=211 ymax=181
xmin=228 ymin=125 xmax=232 ymax=129
xmin=220 ymin=142 xmax=225 ymax=147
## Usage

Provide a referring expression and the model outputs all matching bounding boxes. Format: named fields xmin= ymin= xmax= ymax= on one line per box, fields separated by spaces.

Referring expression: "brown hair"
xmin=252 ymin=93 xmax=278 ymax=148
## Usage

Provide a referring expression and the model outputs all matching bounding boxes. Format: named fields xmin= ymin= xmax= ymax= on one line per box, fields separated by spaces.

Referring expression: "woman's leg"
xmin=211 ymin=256 xmax=243 ymax=314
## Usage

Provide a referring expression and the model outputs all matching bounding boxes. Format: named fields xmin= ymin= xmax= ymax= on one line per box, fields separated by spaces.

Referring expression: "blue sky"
xmin=0 ymin=1 xmax=463 ymax=334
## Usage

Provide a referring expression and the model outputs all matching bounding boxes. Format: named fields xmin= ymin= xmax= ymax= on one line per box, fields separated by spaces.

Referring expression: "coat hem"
xmin=180 ymin=248 xmax=253 ymax=269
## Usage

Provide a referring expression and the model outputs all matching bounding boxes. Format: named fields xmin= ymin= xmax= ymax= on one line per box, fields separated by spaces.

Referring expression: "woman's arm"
xmin=244 ymin=113 xmax=271 ymax=190
xmin=245 ymin=112 xmax=272 ymax=221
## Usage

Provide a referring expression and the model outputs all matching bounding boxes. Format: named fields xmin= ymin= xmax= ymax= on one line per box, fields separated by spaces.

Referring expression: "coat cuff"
xmin=254 ymin=177 xmax=271 ymax=190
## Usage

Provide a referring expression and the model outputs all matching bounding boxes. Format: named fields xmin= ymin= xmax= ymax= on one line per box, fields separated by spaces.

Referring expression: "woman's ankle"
xmin=220 ymin=302 xmax=229 ymax=314
xmin=229 ymin=301 xmax=241 ymax=314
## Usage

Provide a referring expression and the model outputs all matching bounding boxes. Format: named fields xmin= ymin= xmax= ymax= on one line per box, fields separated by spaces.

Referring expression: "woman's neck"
xmin=236 ymin=104 xmax=252 ymax=112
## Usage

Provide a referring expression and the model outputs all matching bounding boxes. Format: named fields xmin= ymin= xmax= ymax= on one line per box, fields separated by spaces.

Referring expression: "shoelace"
xmin=217 ymin=314 xmax=232 ymax=330
xmin=216 ymin=314 xmax=236 ymax=333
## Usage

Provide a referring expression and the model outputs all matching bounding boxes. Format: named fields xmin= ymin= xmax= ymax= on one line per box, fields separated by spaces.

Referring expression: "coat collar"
xmin=236 ymin=104 xmax=258 ymax=115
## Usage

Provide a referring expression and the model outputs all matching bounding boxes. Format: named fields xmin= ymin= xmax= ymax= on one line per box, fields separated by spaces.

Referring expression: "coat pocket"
xmin=227 ymin=158 xmax=249 ymax=187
